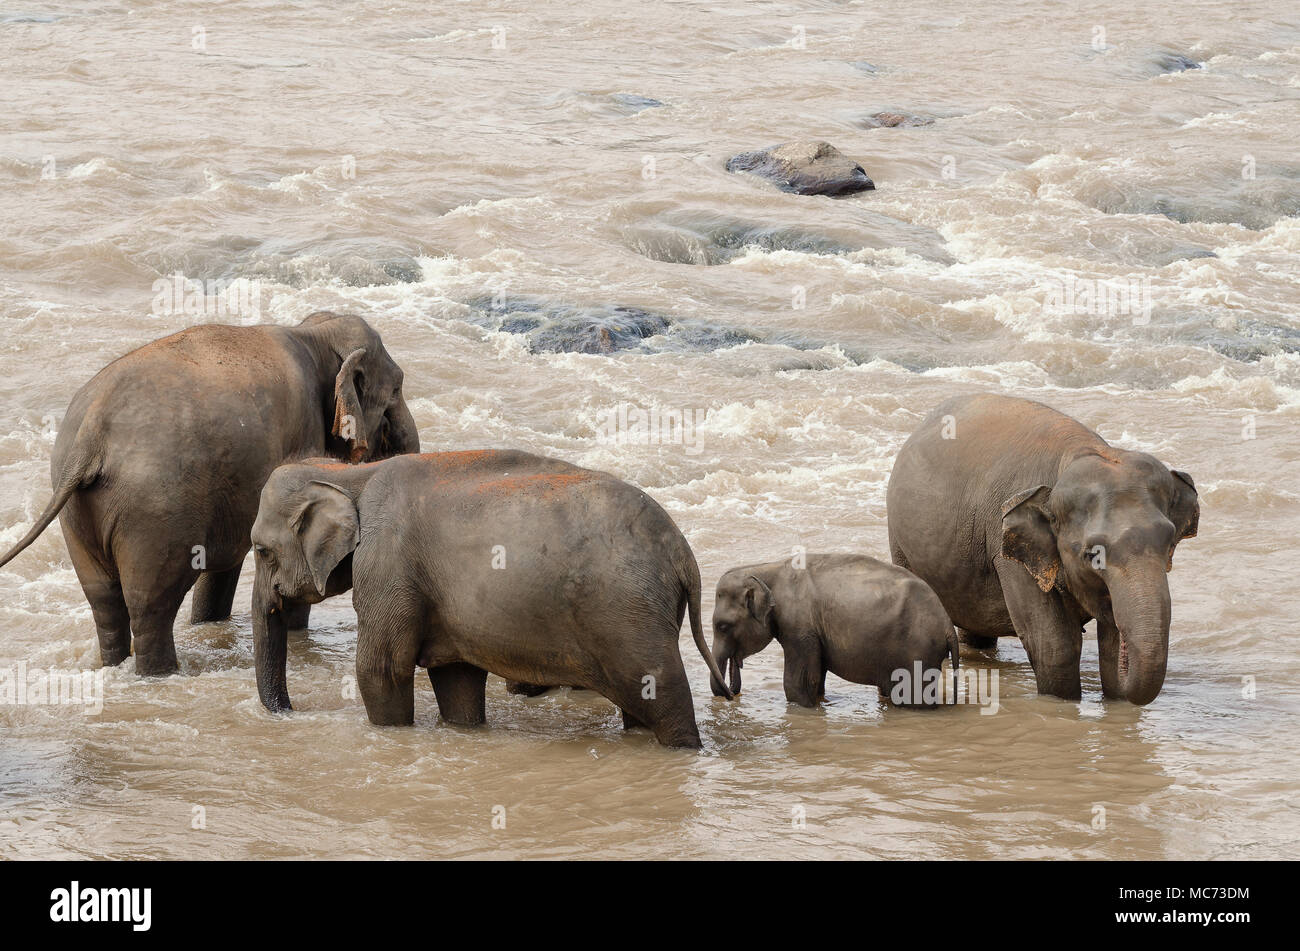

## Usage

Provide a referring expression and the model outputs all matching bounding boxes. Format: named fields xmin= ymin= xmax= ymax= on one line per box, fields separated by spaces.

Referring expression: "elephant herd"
xmin=0 ymin=312 xmax=1199 ymax=748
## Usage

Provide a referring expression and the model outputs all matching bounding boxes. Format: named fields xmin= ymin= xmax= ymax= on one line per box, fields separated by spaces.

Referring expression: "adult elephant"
xmin=0 ymin=311 xmax=419 ymax=675
xmin=886 ymin=393 xmax=1199 ymax=705
xmin=249 ymin=450 xmax=732 ymax=748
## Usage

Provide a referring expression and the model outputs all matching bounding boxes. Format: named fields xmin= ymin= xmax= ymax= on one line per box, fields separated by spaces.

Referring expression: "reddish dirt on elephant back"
xmin=421 ymin=451 xmax=599 ymax=496
xmin=310 ymin=450 xmax=599 ymax=496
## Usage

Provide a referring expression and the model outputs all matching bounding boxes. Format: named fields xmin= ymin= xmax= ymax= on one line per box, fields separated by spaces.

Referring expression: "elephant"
xmin=707 ymin=554 xmax=958 ymax=707
xmin=885 ymin=393 xmax=1199 ymax=705
xmin=249 ymin=450 xmax=733 ymax=748
xmin=0 ymin=311 xmax=419 ymax=675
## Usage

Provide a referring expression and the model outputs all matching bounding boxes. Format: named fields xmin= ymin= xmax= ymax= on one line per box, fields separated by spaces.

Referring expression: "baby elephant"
xmin=709 ymin=554 xmax=958 ymax=707
xmin=250 ymin=450 xmax=732 ymax=749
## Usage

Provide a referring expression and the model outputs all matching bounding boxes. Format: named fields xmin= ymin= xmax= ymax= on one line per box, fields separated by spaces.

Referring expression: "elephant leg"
xmin=818 ymin=667 xmax=827 ymax=702
xmin=355 ymin=601 xmax=418 ymax=726
xmin=603 ymin=647 xmax=701 ymax=749
xmin=1096 ymin=616 xmax=1123 ymax=700
xmin=117 ymin=537 xmax=200 ymax=676
xmin=958 ymin=628 xmax=999 ymax=650
xmin=190 ymin=565 xmax=241 ymax=623
xmin=428 ymin=662 xmax=488 ymax=726
xmin=506 ymin=681 xmax=553 ymax=697
xmin=782 ymin=634 xmax=824 ymax=708
xmin=622 ymin=709 xmax=649 ymax=730
xmin=65 ymin=531 xmax=130 ymax=667
xmin=124 ymin=584 xmax=190 ymax=676
xmin=281 ymin=600 xmax=311 ymax=634
xmin=994 ymin=557 xmax=1083 ymax=700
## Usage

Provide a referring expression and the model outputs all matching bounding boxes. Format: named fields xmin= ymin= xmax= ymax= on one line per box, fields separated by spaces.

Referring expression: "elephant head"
xmin=1001 ymin=450 xmax=1199 ymax=705
xmin=297 ymin=312 xmax=420 ymax=463
xmin=250 ymin=466 xmax=363 ymax=711
xmin=708 ymin=570 xmax=779 ymax=697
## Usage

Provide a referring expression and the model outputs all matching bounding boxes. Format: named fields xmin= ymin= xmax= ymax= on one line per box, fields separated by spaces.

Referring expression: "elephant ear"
xmin=1000 ymin=485 xmax=1061 ymax=593
xmin=332 ymin=348 xmax=369 ymax=463
xmin=744 ymin=575 xmax=774 ymax=626
xmin=1166 ymin=469 xmax=1199 ymax=569
xmin=290 ymin=481 xmax=359 ymax=597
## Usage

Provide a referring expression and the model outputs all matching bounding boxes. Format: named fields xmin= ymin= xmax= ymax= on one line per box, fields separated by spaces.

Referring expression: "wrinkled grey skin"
xmin=708 ymin=554 xmax=958 ymax=706
xmin=886 ymin=393 xmax=1199 ymax=705
xmin=0 ymin=312 xmax=418 ymax=675
xmin=250 ymin=451 xmax=732 ymax=749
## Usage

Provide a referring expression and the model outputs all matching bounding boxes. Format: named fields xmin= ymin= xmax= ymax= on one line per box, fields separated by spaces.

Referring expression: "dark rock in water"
xmin=626 ymin=218 xmax=858 ymax=266
xmin=610 ymin=93 xmax=665 ymax=113
xmin=376 ymin=257 xmax=425 ymax=284
xmin=622 ymin=207 xmax=952 ymax=267
xmin=1197 ymin=319 xmax=1300 ymax=363
xmin=1152 ymin=247 xmax=1218 ymax=266
xmin=1087 ymin=174 xmax=1300 ymax=230
xmin=227 ymin=237 xmax=425 ymax=288
xmin=456 ymin=296 xmax=951 ymax=372
xmin=726 ymin=141 xmax=875 ymax=196
xmin=861 ymin=111 xmax=934 ymax=129
xmin=461 ymin=296 xmax=757 ymax=355
xmin=1155 ymin=52 xmax=1201 ymax=72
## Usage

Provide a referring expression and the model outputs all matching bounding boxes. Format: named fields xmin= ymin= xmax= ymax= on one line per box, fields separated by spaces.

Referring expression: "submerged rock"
xmin=1155 ymin=52 xmax=1201 ymax=73
xmin=625 ymin=217 xmax=859 ymax=266
xmin=1152 ymin=247 xmax=1218 ymax=266
xmin=234 ymin=238 xmax=424 ymax=287
xmin=454 ymin=296 xmax=953 ymax=371
xmin=725 ymin=141 xmax=875 ymax=196
xmin=461 ymin=296 xmax=757 ymax=355
xmin=1197 ymin=319 xmax=1300 ymax=363
xmin=621 ymin=207 xmax=952 ymax=266
xmin=861 ymin=111 xmax=934 ymax=128
xmin=610 ymin=93 xmax=665 ymax=113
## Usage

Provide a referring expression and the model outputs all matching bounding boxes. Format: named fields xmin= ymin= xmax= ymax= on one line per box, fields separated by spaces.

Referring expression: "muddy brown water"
xmin=1 ymin=1 xmax=1297 ymax=858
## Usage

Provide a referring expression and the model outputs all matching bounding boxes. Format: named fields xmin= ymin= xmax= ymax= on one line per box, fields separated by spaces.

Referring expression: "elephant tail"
xmin=682 ymin=554 xmax=733 ymax=700
xmin=947 ymin=626 xmax=961 ymax=673
xmin=0 ymin=444 xmax=97 ymax=571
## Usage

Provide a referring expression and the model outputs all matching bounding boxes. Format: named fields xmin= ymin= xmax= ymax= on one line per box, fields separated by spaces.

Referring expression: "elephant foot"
xmin=134 ymin=655 xmax=180 ymax=677
xmin=958 ymin=629 xmax=999 ymax=651
xmin=1036 ymin=682 xmax=1084 ymax=702
xmin=622 ymin=709 xmax=649 ymax=731
xmin=654 ymin=721 xmax=703 ymax=749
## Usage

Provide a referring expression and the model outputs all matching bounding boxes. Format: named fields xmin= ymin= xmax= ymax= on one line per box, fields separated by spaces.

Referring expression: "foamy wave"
xmin=410 ymin=28 xmax=496 ymax=43
xmin=67 ymin=158 xmax=117 ymax=180
xmin=1171 ymin=366 xmax=1300 ymax=411
xmin=920 ymin=361 xmax=1053 ymax=388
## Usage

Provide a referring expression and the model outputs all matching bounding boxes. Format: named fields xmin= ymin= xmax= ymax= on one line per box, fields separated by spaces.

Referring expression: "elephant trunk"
xmin=710 ymin=640 xmax=735 ymax=698
xmin=379 ymin=398 xmax=420 ymax=458
xmin=253 ymin=568 xmax=292 ymax=712
xmin=1108 ymin=563 xmax=1172 ymax=706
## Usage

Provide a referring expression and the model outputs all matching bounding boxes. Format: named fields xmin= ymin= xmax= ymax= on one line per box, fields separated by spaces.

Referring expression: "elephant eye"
xmin=716 ymin=622 xmax=733 ymax=635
